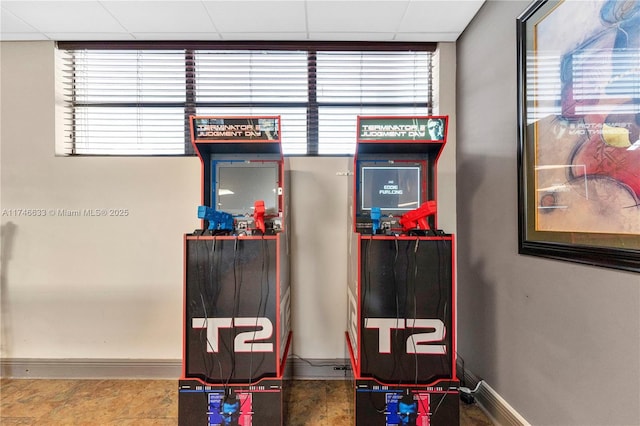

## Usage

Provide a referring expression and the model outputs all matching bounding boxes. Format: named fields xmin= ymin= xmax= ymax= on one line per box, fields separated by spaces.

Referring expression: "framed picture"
xmin=517 ymin=0 xmax=640 ymax=272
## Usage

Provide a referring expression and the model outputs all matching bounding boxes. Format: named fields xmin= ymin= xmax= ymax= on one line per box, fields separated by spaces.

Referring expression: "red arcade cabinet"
xmin=179 ymin=116 xmax=291 ymax=426
xmin=346 ymin=116 xmax=458 ymax=425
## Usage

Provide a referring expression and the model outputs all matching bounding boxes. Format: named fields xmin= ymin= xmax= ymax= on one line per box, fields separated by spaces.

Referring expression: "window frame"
xmin=58 ymin=41 xmax=437 ymax=157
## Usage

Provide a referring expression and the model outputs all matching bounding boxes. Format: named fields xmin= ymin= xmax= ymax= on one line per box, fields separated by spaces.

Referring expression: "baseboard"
xmin=287 ymin=357 xmax=351 ymax=380
xmin=0 ymin=358 xmax=182 ymax=379
xmin=0 ymin=357 xmax=351 ymax=381
xmin=461 ymin=368 xmax=531 ymax=426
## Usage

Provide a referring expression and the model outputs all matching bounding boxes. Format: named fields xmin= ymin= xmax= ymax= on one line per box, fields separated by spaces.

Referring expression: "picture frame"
xmin=516 ymin=0 xmax=640 ymax=273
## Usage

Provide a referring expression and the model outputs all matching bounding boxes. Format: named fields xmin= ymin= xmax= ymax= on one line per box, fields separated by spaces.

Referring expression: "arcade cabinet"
xmin=179 ymin=116 xmax=291 ymax=426
xmin=345 ymin=116 xmax=458 ymax=425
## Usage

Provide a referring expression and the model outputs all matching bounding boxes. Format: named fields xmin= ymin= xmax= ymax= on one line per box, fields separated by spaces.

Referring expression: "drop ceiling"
xmin=0 ymin=0 xmax=485 ymax=42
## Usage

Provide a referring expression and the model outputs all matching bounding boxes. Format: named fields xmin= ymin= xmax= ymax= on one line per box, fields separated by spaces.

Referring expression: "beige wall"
xmin=1 ymin=41 xmax=200 ymax=359
xmin=0 ymin=41 xmax=457 ymax=363
xmin=288 ymin=156 xmax=350 ymax=359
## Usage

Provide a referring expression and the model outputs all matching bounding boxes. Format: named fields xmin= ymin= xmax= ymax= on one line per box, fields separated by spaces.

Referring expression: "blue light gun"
xmin=197 ymin=205 xmax=234 ymax=231
xmin=371 ymin=207 xmax=381 ymax=234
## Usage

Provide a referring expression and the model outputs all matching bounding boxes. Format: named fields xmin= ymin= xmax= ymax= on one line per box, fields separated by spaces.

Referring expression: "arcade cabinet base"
xmin=354 ymin=379 xmax=459 ymax=426
xmin=178 ymin=378 xmax=288 ymax=426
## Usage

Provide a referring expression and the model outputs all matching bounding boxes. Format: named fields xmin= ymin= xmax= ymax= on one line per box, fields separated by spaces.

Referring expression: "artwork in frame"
xmin=517 ymin=0 xmax=640 ymax=272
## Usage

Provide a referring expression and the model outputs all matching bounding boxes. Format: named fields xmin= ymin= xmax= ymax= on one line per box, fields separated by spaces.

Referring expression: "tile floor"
xmin=0 ymin=378 xmax=495 ymax=425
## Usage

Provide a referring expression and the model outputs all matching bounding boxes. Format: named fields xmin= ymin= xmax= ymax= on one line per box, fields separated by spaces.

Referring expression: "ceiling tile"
xmin=46 ymin=32 xmax=136 ymax=41
xmin=394 ymin=32 xmax=459 ymax=42
xmin=131 ymin=32 xmax=223 ymax=40
xmin=217 ymin=32 xmax=308 ymax=41
xmin=306 ymin=1 xmax=410 ymax=33
xmin=0 ymin=7 xmax=40 ymax=33
xmin=308 ymin=32 xmax=396 ymax=42
xmin=0 ymin=32 xmax=48 ymax=40
xmin=101 ymin=1 xmax=217 ymax=33
xmin=0 ymin=0 xmax=485 ymax=42
xmin=203 ymin=1 xmax=307 ymax=33
xmin=401 ymin=0 xmax=484 ymax=33
xmin=0 ymin=1 xmax=125 ymax=33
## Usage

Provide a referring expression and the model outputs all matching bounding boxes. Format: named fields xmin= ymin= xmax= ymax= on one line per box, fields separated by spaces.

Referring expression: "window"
xmin=59 ymin=43 xmax=435 ymax=156
xmin=194 ymin=50 xmax=309 ymax=155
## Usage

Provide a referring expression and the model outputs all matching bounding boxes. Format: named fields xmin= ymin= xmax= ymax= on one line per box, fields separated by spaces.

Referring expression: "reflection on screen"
xmin=216 ymin=165 xmax=278 ymax=216
xmin=361 ymin=166 xmax=421 ymax=212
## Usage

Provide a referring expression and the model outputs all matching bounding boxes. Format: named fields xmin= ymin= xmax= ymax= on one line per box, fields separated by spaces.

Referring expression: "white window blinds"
xmin=317 ymin=51 xmax=431 ymax=154
xmin=59 ymin=46 xmax=433 ymax=156
xmin=60 ymin=50 xmax=187 ymax=155
xmin=195 ymin=50 xmax=309 ymax=155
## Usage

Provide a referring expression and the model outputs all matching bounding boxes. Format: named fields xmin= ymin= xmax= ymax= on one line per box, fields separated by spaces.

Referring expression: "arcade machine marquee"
xmin=179 ymin=116 xmax=291 ymax=426
xmin=346 ymin=116 xmax=459 ymax=426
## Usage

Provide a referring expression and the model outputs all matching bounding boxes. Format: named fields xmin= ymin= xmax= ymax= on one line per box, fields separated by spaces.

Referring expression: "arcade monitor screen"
xmin=214 ymin=162 xmax=279 ymax=216
xmin=360 ymin=165 xmax=421 ymax=214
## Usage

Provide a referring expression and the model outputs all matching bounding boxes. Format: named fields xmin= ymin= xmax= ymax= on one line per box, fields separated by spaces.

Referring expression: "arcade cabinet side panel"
xmin=346 ymin=232 xmax=360 ymax=374
xmin=278 ymin=232 xmax=292 ymax=375
xmin=279 ymin=163 xmax=292 ymax=375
